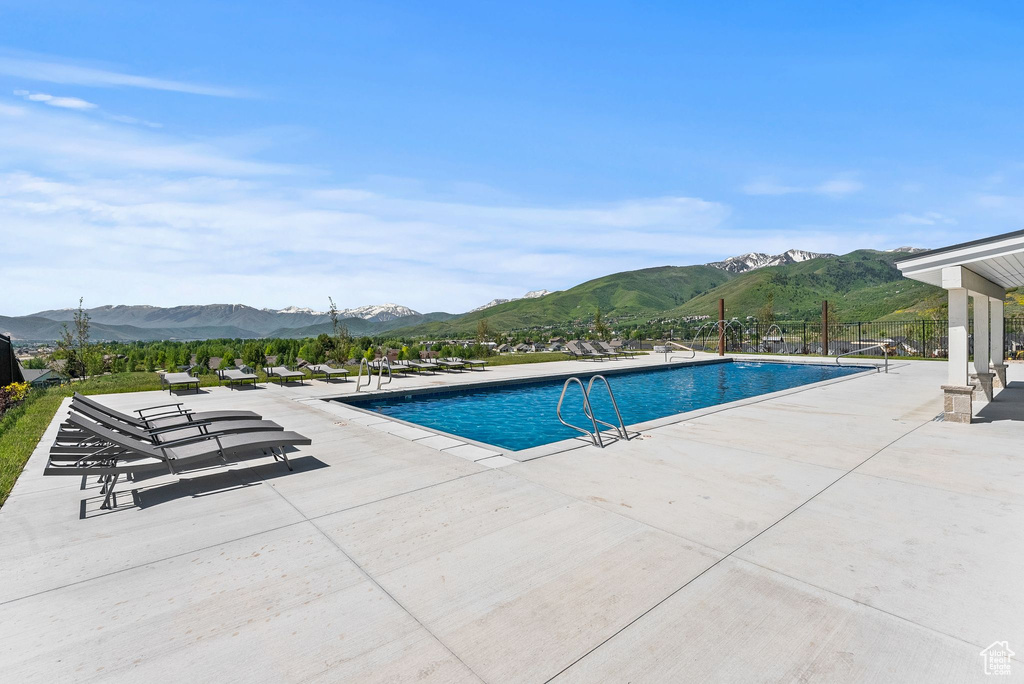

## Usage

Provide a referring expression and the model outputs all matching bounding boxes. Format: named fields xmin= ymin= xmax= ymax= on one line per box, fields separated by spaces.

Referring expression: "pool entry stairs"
xmin=556 ymin=375 xmax=631 ymax=448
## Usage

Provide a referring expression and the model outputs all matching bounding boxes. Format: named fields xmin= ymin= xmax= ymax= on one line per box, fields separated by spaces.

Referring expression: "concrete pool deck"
xmin=1 ymin=355 xmax=1022 ymax=681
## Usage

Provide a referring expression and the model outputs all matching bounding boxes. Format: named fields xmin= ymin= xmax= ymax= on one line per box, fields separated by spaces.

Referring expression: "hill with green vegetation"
xmin=394 ymin=248 xmax=1024 ymax=337
xmin=395 ymin=265 xmax=736 ymax=336
xmin=669 ymin=250 xmax=947 ymax=321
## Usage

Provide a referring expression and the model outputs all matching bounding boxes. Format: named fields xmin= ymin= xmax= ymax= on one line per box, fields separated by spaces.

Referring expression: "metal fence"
xmin=681 ymin=317 xmax=1024 ymax=359
xmin=1 ymin=333 xmax=25 ymax=386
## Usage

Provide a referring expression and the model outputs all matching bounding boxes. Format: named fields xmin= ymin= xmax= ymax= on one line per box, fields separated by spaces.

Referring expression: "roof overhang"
xmin=897 ymin=229 xmax=1024 ymax=293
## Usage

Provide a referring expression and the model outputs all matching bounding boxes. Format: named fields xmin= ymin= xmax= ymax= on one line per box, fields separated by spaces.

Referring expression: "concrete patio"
xmin=1 ymin=356 xmax=1021 ymax=682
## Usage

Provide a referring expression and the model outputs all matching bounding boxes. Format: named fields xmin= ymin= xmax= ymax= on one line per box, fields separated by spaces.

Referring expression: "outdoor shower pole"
xmin=718 ymin=298 xmax=726 ymax=356
xmin=821 ymin=300 xmax=829 ymax=356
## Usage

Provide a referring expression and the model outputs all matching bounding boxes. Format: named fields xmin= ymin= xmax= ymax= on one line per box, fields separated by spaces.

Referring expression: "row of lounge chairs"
xmin=565 ymin=341 xmax=639 ymax=361
xmin=44 ymin=393 xmax=310 ymax=509
xmin=160 ymin=364 xmax=353 ymax=394
xmin=369 ymin=356 xmax=486 ymax=376
xmin=162 ymin=357 xmax=487 ymax=394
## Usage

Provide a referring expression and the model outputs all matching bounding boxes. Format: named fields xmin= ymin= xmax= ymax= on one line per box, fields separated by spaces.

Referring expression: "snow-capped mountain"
xmin=335 ymin=303 xmax=420 ymax=322
xmin=266 ymin=303 xmax=419 ymax=321
xmin=468 ymin=290 xmax=552 ymax=313
xmin=885 ymin=246 xmax=927 ymax=254
xmin=269 ymin=306 xmax=324 ymax=315
xmin=707 ymin=249 xmax=835 ymax=274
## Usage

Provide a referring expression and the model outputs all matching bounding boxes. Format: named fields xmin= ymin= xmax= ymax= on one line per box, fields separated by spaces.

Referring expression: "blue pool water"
xmin=346 ymin=361 xmax=869 ymax=451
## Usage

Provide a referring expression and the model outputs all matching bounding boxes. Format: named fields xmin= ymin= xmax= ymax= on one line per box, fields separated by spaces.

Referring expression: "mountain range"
xmin=9 ymin=246 xmax=1001 ymax=343
xmin=468 ymin=290 xmax=553 ymax=313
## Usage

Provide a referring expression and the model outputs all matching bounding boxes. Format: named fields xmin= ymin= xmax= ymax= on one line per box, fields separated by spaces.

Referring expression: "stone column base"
xmin=991 ymin=363 xmax=1007 ymax=389
xmin=941 ymin=384 xmax=974 ymax=424
xmin=971 ymin=372 xmax=995 ymax=402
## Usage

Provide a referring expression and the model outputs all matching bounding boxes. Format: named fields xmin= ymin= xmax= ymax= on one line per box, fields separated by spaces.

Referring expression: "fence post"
xmin=858 ymin=322 xmax=862 ymax=352
xmin=718 ymin=298 xmax=725 ymax=356
xmin=821 ymin=301 xmax=829 ymax=356
xmin=921 ymin=320 xmax=926 ymax=358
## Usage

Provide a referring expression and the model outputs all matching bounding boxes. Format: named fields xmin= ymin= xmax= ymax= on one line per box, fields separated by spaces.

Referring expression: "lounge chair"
xmin=264 ymin=366 xmax=306 ymax=385
xmin=566 ymin=341 xmax=606 ymax=361
xmin=56 ymin=399 xmax=282 ymax=448
xmin=71 ymin=393 xmax=260 ymax=429
xmin=161 ymin=371 xmax=199 ymax=394
xmin=435 ymin=358 xmax=466 ymax=372
xmin=305 ymin=363 xmax=349 ymax=382
xmin=594 ymin=341 xmax=631 ymax=358
xmin=581 ymin=341 xmax=617 ymax=360
xmin=218 ymin=368 xmax=259 ymax=389
xmin=401 ymin=358 xmax=438 ymax=374
xmin=452 ymin=357 xmax=487 ymax=370
xmin=46 ymin=413 xmax=310 ymax=509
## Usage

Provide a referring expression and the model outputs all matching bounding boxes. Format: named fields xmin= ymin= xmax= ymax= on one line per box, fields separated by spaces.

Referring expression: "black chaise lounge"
xmin=218 ymin=368 xmax=259 ymax=389
xmin=305 ymin=364 xmax=349 ymax=382
xmin=161 ymin=371 xmax=199 ymax=394
xmin=452 ymin=357 xmax=487 ymax=370
xmin=56 ymin=398 xmax=282 ymax=448
xmin=46 ymin=413 xmax=311 ymax=509
xmin=264 ymin=366 xmax=306 ymax=385
xmin=72 ymin=393 xmax=260 ymax=429
xmin=566 ymin=341 xmax=607 ymax=361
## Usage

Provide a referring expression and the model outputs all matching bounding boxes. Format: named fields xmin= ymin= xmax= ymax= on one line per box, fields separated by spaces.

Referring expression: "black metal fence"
xmin=681 ymin=317 xmax=1024 ymax=359
xmin=1 ymin=333 xmax=25 ymax=386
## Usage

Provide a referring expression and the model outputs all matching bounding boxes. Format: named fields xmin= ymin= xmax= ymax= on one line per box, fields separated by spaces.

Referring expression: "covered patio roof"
xmin=896 ymin=228 xmax=1024 ymax=290
xmin=896 ymin=229 xmax=1023 ymax=422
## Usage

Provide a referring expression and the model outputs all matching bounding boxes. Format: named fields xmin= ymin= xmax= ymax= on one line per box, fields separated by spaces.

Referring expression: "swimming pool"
xmin=343 ymin=361 xmax=870 ymax=451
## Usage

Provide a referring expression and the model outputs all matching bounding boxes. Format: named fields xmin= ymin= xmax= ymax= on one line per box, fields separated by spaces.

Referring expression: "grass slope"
xmin=395 ymin=265 xmax=735 ymax=336
xmin=670 ymin=250 xmax=948 ymax=321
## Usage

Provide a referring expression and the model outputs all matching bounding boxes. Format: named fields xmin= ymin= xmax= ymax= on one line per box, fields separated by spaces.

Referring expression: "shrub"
xmin=0 ymin=382 xmax=31 ymax=416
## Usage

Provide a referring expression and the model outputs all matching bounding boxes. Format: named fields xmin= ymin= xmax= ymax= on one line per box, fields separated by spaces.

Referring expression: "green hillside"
xmin=397 ymin=265 xmax=735 ymax=336
xmin=670 ymin=250 xmax=948 ymax=321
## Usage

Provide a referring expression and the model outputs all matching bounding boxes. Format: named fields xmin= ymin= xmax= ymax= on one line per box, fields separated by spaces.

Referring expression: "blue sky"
xmin=2 ymin=2 xmax=1023 ymax=315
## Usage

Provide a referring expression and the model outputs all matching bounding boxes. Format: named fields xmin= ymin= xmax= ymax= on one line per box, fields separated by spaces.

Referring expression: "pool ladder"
xmin=355 ymin=357 xmax=393 ymax=392
xmin=556 ymin=375 xmax=630 ymax=448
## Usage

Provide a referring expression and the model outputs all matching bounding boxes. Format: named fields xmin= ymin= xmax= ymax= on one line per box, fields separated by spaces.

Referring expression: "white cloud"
xmin=743 ymin=175 xmax=863 ymax=197
xmin=893 ymin=211 xmax=956 ymax=226
xmin=0 ymin=102 xmax=295 ymax=176
xmin=815 ymin=179 xmax=863 ymax=197
xmin=13 ymin=90 xmax=97 ymax=109
xmin=0 ymin=55 xmax=248 ymax=97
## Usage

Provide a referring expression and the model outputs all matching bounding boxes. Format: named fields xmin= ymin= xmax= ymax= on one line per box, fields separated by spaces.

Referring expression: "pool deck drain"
xmin=1 ymin=355 xmax=1021 ymax=681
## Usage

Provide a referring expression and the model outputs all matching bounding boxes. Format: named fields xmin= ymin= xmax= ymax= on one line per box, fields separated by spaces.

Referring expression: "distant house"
xmin=496 ymin=344 xmax=513 ymax=353
xmin=20 ymin=365 xmax=62 ymax=388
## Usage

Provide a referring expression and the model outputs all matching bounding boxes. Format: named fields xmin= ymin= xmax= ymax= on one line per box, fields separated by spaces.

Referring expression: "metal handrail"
xmin=355 ymin=358 xmax=372 ymax=392
xmin=835 ymin=343 xmax=889 ymax=373
xmin=376 ymin=357 xmax=393 ymax=390
xmin=585 ymin=375 xmax=629 ymax=442
xmin=666 ymin=341 xmax=695 ymax=360
xmin=556 ymin=377 xmax=605 ymax=447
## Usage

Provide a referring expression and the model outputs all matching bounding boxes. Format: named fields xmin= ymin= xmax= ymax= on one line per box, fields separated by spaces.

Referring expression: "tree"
xmin=242 ymin=341 xmax=264 ymax=371
xmin=196 ymin=346 xmax=212 ymax=372
xmin=476 ymin=318 xmax=492 ymax=344
xmin=758 ymin=290 xmax=776 ymax=326
xmin=53 ymin=297 xmax=91 ymax=378
xmin=327 ymin=297 xmax=351 ymax=364
xmin=593 ymin=307 xmax=610 ymax=341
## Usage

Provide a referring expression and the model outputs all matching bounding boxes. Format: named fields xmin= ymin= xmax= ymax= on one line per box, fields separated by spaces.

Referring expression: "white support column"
xmin=948 ymin=288 xmax=969 ymax=386
xmin=990 ymin=297 xmax=1007 ymax=388
xmin=971 ymin=292 xmax=994 ymax=401
xmin=972 ymin=293 xmax=990 ymax=374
